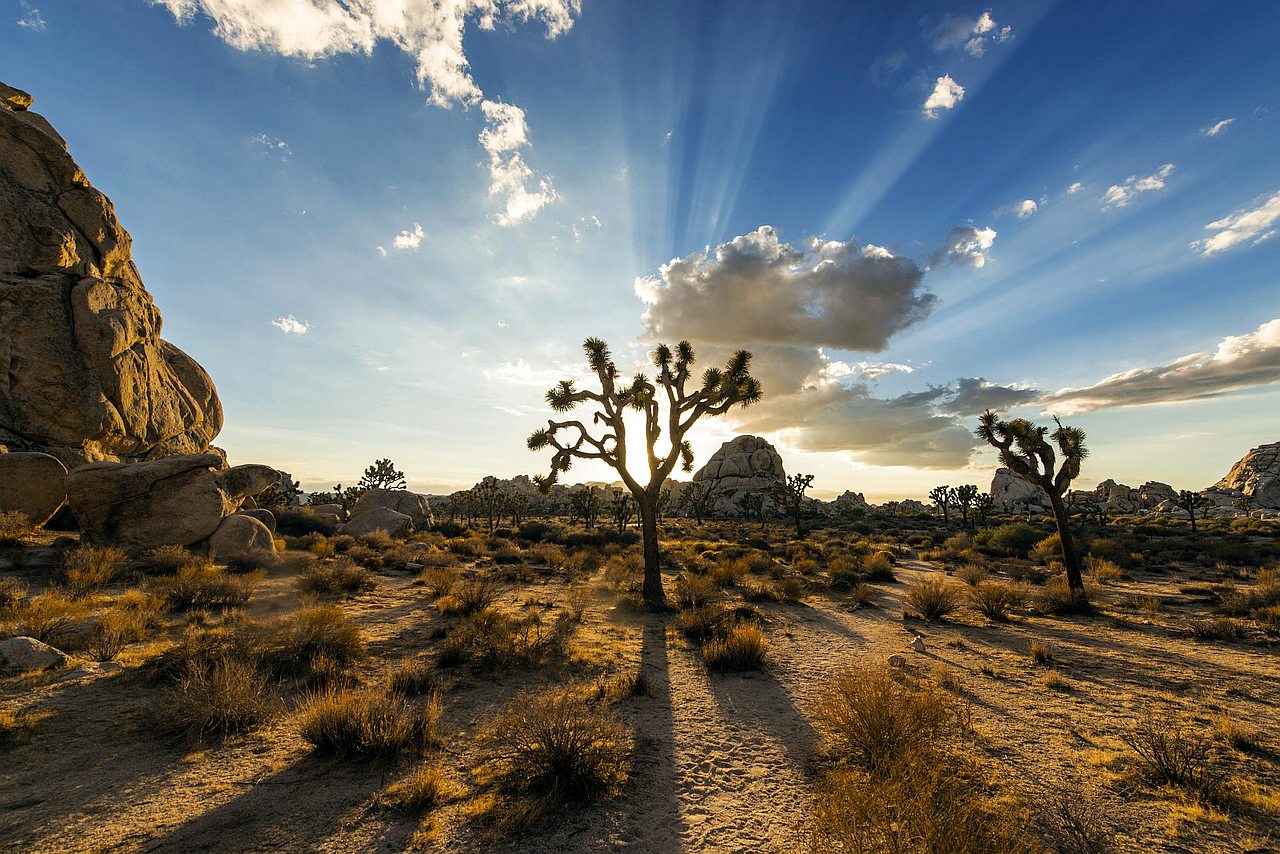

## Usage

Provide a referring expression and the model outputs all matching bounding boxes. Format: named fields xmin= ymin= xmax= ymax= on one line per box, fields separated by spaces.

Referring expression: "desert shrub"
xmin=1084 ymin=557 xmax=1123 ymax=585
xmin=845 ymin=583 xmax=876 ymax=609
xmin=438 ymin=608 xmax=574 ymax=670
xmin=1122 ymin=714 xmax=1225 ymax=796
xmin=827 ymin=556 xmax=863 ymax=589
xmin=676 ymin=604 xmax=728 ymax=644
xmin=300 ymin=685 xmax=440 ymax=757
xmin=1087 ymin=538 xmax=1132 ymax=568
xmin=0 ymin=511 xmax=37 ymax=546
xmin=1218 ymin=574 xmax=1280 ymax=616
xmin=602 ymin=553 xmax=644 ymax=594
xmin=276 ymin=507 xmax=338 ymax=537
xmin=86 ymin=596 xmax=164 ymax=662
xmin=954 ymin=564 xmax=990 ymax=586
xmin=359 ymin=530 xmax=396 ymax=550
xmin=861 ymin=552 xmax=895 ymax=582
xmin=977 ymin=523 xmax=1044 ymax=558
xmin=387 ymin=657 xmax=438 ymax=697
xmin=943 ymin=533 xmax=973 ymax=557
xmin=703 ymin=622 xmax=768 ymax=671
xmin=158 ymin=657 xmax=279 ymax=740
xmin=11 ymin=590 xmax=84 ymax=644
xmin=1039 ymin=576 xmax=1093 ymax=615
xmin=1025 ymin=787 xmax=1118 ymax=854
xmin=904 ymin=579 xmax=961 ymax=621
xmin=137 ymin=545 xmax=202 ymax=575
xmin=1029 ymin=534 xmax=1062 ymax=565
xmin=151 ymin=564 xmax=260 ymax=611
xmin=774 ymin=576 xmax=807 ymax=603
xmin=742 ymin=580 xmax=783 ymax=603
xmin=673 ymin=573 xmax=719 ymax=610
xmin=418 ymin=565 xmax=461 ymax=599
xmin=1188 ymin=617 xmax=1247 ymax=641
xmin=1028 ymin=639 xmax=1053 ymax=665
xmin=967 ymin=581 xmax=1025 ymax=622
xmin=437 ymin=576 xmax=502 ymax=615
xmin=264 ymin=605 xmax=366 ymax=678
xmin=379 ymin=761 xmax=461 ymax=814
xmin=477 ymin=687 xmax=631 ymax=804
xmin=296 ymin=558 xmax=375 ymax=597
xmin=813 ymin=667 xmax=954 ymax=773
xmin=345 ymin=545 xmax=383 ymax=569
xmin=0 ymin=577 xmax=27 ymax=614
xmin=62 ymin=545 xmax=127 ymax=595
xmin=1007 ymin=563 xmax=1048 ymax=585
xmin=706 ymin=558 xmax=746 ymax=588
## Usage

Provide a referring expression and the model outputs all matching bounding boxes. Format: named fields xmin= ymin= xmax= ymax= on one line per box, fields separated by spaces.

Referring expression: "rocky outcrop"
xmin=65 ymin=454 xmax=279 ymax=550
xmin=1211 ymin=442 xmax=1280 ymax=508
xmin=691 ymin=435 xmax=786 ymax=517
xmin=0 ymin=452 xmax=67 ymax=526
xmin=350 ymin=488 xmax=433 ymax=529
xmin=207 ymin=514 xmax=276 ymax=561
xmin=832 ymin=490 xmax=868 ymax=515
xmin=990 ymin=467 xmax=1051 ymax=512
xmin=0 ymin=82 xmax=222 ymax=468
xmin=1092 ymin=478 xmax=1176 ymax=513
xmin=0 ymin=636 xmax=69 ymax=672
xmin=341 ymin=506 xmax=413 ymax=537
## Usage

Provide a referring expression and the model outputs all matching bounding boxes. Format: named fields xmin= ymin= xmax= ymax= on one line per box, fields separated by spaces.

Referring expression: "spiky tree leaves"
xmin=529 ymin=338 xmax=762 ymax=607
xmin=977 ymin=411 xmax=1089 ymax=591
xmin=769 ymin=473 xmax=815 ymax=538
xmin=973 ymin=492 xmax=995 ymax=525
xmin=358 ymin=458 xmax=406 ymax=491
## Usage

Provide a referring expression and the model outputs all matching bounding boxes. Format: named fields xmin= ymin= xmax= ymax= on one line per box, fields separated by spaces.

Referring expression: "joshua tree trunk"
xmin=638 ymin=490 xmax=663 ymax=607
xmin=1048 ymin=491 xmax=1084 ymax=590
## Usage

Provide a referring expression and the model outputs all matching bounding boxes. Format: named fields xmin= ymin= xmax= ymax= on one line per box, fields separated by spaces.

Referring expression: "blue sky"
xmin=5 ymin=0 xmax=1278 ymax=500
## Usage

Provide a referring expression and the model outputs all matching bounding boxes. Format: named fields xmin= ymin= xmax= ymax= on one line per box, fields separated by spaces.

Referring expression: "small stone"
xmin=910 ymin=635 xmax=926 ymax=653
xmin=888 ymin=654 xmax=907 ymax=668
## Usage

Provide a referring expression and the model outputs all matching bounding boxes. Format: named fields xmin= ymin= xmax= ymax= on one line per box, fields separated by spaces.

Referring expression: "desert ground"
xmin=2 ymin=511 xmax=1278 ymax=853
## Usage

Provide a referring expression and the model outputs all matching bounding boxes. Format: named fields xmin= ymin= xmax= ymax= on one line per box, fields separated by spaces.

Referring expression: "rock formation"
xmin=990 ymin=467 xmax=1051 ymax=513
xmin=691 ymin=435 xmax=786 ymax=517
xmin=0 ymin=82 xmax=222 ymax=468
xmin=1211 ymin=442 xmax=1280 ymax=509
xmin=350 ymin=488 xmax=434 ymax=529
xmin=1091 ymin=478 xmax=1176 ymax=513
xmin=0 ymin=452 xmax=68 ymax=525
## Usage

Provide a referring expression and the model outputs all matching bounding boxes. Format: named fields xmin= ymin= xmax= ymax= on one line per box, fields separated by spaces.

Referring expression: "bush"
xmin=1188 ymin=617 xmax=1246 ymax=641
xmin=703 ymin=623 xmax=768 ymax=672
xmin=1087 ymin=538 xmax=1132 ymax=568
xmin=437 ymin=608 xmax=574 ymax=670
xmin=862 ymin=552 xmax=896 ymax=582
xmin=300 ymin=685 xmax=440 ymax=758
xmin=1084 ymin=557 xmax=1123 ymax=585
xmin=1039 ymin=576 xmax=1092 ymax=615
xmin=0 ymin=511 xmax=35 ymax=546
xmin=477 ymin=687 xmax=631 ymax=803
xmin=845 ymin=583 xmax=876 ymax=609
xmin=0 ymin=577 xmax=27 ymax=614
xmin=904 ymin=579 xmax=961 ymax=621
xmin=1122 ymin=713 xmax=1225 ymax=796
xmin=827 ymin=556 xmax=863 ymax=589
xmin=954 ymin=564 xmax=990 ymax=586
xmin=673 ymin=573 xmax=718 ymax=610
xmin=967 ymin=582 xmax=1025 ymax=622
xmin=136 ymin=545 xmax=202 ymax=576
xmin=813 ymin=667 xmax=954 ymax=773
xmin=11 ymin=590 xmax=83 ymax=644
xmin=676 ymin=604 xmax=728 ymax=644
xmin=150 ymin=563 xmax=259 ymax=611
xmin=387 ymin=657 xmax=439 ymax=697
xmin=159 ymin=657 xmax=279 ymax=741
xmin=296 ymin=558 xmax=375 ymax=597
xmin=62 ymin=545 xmax=127 ymax=595
xmin=1029 ymin=534 xmax=1062 ymax=565
xmin=379 ymin=761 xmax=460 ymax=814
xmin=276 ymin=507 xmax=338 ymax=537
xmin=265 ymin=605 xmax=366 ymax=678
xmin=977 ymin=523 xmax=1044 ymax=558
xmin=438 ymin=577 xmax=502 ymax=615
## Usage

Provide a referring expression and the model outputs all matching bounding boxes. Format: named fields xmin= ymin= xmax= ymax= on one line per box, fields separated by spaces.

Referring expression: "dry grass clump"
xmin=954 ymin=563 xmax=990 ymax=586
xmin=379 ymin=761 xmax=462 ymax=814
xmin=0 ymin=511 xmax=36 ymax=546
xmin=967 ymin=581 xmax=1026 ymax=622
xmin=300 ymin=685 xmax=441 ymax=758
xmin=437 ymin=608 xmax=575 ymax=670
xmin=8 ymin=590 xmax=84 ymax=645
xmin=1218 ymin=569 xmax=1280 ymax=618
xmin=0 ymin=577 xmax=28 ymax=614
xmin=904 ymin=578 xmax=962 ymax=621
xmin=1028 ymin=639 xmax=1053 ymax=665
xmin=1039 ymin=575 xmax=1094 ymax=615
xmin=437 ymin=576 xmax=502 ymax=616
xmin=475 ymin=687 xmax=630 ymax=832
xmin=85 ymin=593 xmax=166 ymax=661
xmin=1026 ymin=787 xmax=1118 ymax=854
xmin=419 ymin=564 xmax=461 ymax=599
xmin=813 ymin=667 xmax=955 ymax=773
xmin=676 ymin=603 xmax=729 ymax=644
xmin=158 ymin=657 xmax=279 ymax=741
xmin=296 ymin=558 xmax=375 ymax=597
xmin=150 ymin=563 xmax=260 ymax=611
xmin=703 ymin=622 xmax=768 ymax=672
xmin=136 ymin=545 xmax=202 ymax=575
xmin=1085 ymin=557 xmax=1124 ymax=585
xmin=672 ymin=573 xmax=718 ymax=610
xmin=387 ymin=657 xmax=439 ymax=697
xmin=861 ymin=552 xmax=896 ymax=582
xmin=264 ymin=605 xmax=367 ymax=679
xmin=1188 ymin=616 xmax=1247 ymax=642
xmin=743 ymin=577 xmax=805 ymax=604
xmin=62 ymin=545 xmax=126 ymax=595
xmin=1122 ymin=713 xmax=1226 ymax=798
xmin=845 ymin=582 xmax=876 ymax=609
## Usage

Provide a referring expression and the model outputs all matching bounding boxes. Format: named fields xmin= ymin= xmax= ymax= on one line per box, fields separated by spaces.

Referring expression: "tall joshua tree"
xmin=529 ymin=338 xmax=762 ymax=608
xmin=977 ymin=411 xmax=1088 ymax=591
xmin=1174 ymin=489 xmax=1213 ymax=536
xmin=358 ymin=458 xmax=406 ymax=491
xmin=770 ymin=473 xmax=815 ymax=538
xmin=952 ymin=484 xmax=979 ymax=528
xmin=928 ymin=485 xmax=952 ymax=521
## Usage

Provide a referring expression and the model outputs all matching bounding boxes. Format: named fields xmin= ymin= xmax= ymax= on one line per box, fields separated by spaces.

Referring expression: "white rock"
xmin=910 ymin=635 xmax=926 ymax=653
xmin=0 ymin=636 xmax=70 ymax=672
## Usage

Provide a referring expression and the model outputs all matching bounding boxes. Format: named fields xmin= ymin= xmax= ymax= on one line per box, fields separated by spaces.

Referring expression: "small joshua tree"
xmin=1233 ymin=494 xmax=1255 ymax=515
xmin=928 ymin=485 xmax=952 ymax=521
xmin=977 ymin=411 xmax=1088 ymax=591
xmin=737 ymin=492 xmax=764 ymax=522
xmin=358 ymin=458 xmax=406 ymax=491
xmin=568 ymin=485 xmax=601 ymax=529
xmin=952 ymin=484 xmax=979 ymax=528
xmin=770 ymin=474 xmax=815 ymax=538
xmin=679 ymin=479 xmax=736 ymax=523
xmin=973 ymin=491 xmax=994 ymax=525
xmin=609 ymin=492 xmax=636 ymax=534
xmin=1175 ymin=489 xmax=1214 ymax=536
xmin=529 ymin=338 xmax=762 ymax=608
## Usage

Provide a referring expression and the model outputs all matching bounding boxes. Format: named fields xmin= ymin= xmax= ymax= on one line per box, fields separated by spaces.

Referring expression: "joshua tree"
xmin=503 ymin=491 xmax=529 ymax=526
xmin=928 ymin=485 xmax=952 ymax=521
xmin=655 ymin=484 xmax=673 ymax=524
xmin=977 ymin=411 xmax=1088 ymax=591
xmin=737 ymin=492 xmax=765 ymax=522
xmin=770 ymin=473 xmax=815 ymax=538
xmin=358 ymin=458 xmax=406 ymax=491
xmin=473 ymin=477 xmax=503 ymax=533
xmin=952 ymin=484 xmax=979 ymax=528
xmin=529 ymin=338 xmax=762 ymax=608
xmin=679 ymin=479 xmax=736 ymax=523
xmin=1233 ymin=494 xmax=1255 ymax=515
xmin=568 ymin=485 xmax=601 ymax=529
xmin=1175 ymin=489 xmax=1214 ymax=535
xmin=973 ymin=492 xmax=994 ymax=525
xmin=609 ymin=492 xmax=636 ymax=534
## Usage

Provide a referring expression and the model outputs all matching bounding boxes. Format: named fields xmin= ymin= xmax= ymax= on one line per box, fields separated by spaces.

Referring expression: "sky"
xmin=5 ymin=0 xmax=1279 ymax=501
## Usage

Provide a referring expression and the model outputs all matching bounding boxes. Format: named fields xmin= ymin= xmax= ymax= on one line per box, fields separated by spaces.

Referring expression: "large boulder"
xmin=350 ymin=488 xmax=433 ymax=528
xmin=65 ymin=453 xmax=279 ymax=549
xmin=1092 ymin=478 xmax=1176 ymax=513
xmin=691 ymin=435 xmax=786 ymax=517
xmin=341 ymin=505 xmax=412 ymax=537
xmin=0 ymin=451 xmax=68 ymax=526
xmin=0 ymin=82 xmax=222 ymax=468
xmin=1211 ymin=442 xmax=1280 ymax=508
xmin=0 ymin=636 xmax=69 ymax=672
xmin=207 ymin=514 xmax=276 ymax=561
xmin=239 ymin=508 xmax=276 ymax=533
xmin=990 ymin=467 xmax=1051 ymax=513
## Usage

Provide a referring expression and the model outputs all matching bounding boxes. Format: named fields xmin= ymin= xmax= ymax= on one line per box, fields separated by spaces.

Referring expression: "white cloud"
xmin=392 ymin=223 xmax=425 ymax=250
xmin=1102 ymin=163 xmax=1174 ymax=208
xmin=17 ymin=1 xmax=45 ymax=30
xmin=496 ymin=320 xmax=508 ymax=327
xmin=376 ymin=245 xmax=387 ymax=256
xmin=1067 ymin=181 xmax=1084 ymax=194
xmin=1192 ymin=189 xmax=1280 ymax=256
xmin=1010 ymin=198 xmax=1037 ymax=218
xmin=483 ymin=358 xmax=588 ymax=387
xmin=271 ymin=314 xmax=310 ymax=335
xmin=922 ymin=75 xmax=965 ymax=118
xmin=1201 ymin=117 xmax=1234 ymax=137
xmin=248 ymin=132 xmax=291 ymax=160
xmin=1040 ymin=317 xmax=1280 ymax=414
xmin=856 ymin=361 xmax=915 ymax=379
xmin=927 ymin=11 xmax=1012 ymax=57
xmin=479 ymin=100 xmax=558 ymax=226
xmin=931 ymin=225 xmax=997 ymax=268
xmin=636 ymin=226 xmax=935 ymax=352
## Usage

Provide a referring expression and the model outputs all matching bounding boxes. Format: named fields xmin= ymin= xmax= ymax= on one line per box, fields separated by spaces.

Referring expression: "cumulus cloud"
xmin=248 ymin=132 xmax=291 ymax=160
xmin=927 ymin=11 xmax=1012 ymax=56
xmin=636 ymin=226 xmax=936 ymax=352
xmin=17 ymin=1 xmax=45 ymax=30
xmin=923 ymin=75 xmax=965 ymax=118
xmin=271 ymin=314 xmax=310 ymax=334
xmin=856 ymin=361 xmax=915 ymax=379
xmin=1067 ymin=181 xmax=1084 ymax=194
xmin=1192 ymin=189 xmax=1280 ymax=256
xmin=1102 ymin=163 xmax=1174 ymax=208
xmin=154 ymin=0 xmax=575 ymax=223
xmin=392 ymin=222 xmax=425 ymax=250
xmin=930 ymin=225 xmax=997 ymax=268
xmin=942 ymin=376 xmax=1039 ymax=415
xmin=1010 ymin=198 xmax=1037 ymax=218
xmin=376 ymin=245 xmax=387 ymax=256
xmin=1039 ymin=317 xmax=1280 ymax=414
xmin=1201 ymin=117 xmax=1234 ymax=137
xmin=479 ymin=100 xmax=558 ymax=226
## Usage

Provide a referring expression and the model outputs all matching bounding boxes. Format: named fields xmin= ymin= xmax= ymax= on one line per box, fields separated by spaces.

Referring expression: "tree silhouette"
xmin=952 ymin=484 xmax=979 ymax=528
xmin=977 ymin=411 xmax=1088 ymax=591
xmin=737 ymin=492 xmax=764 ymax=522
xmin=928 ymin=485 xmax=952 ymax=521
xmin=1174 ymin=489 xmax=1213 ymax=536
xmin=770 ymin=473 xmax=815 ymax=538
xmin=1233 ymin=494 xmax=1255 ymax=515
xmin=529 ymin=338 xmax=761 ymax=607
xmin=973 ymin=492 xmax=994 ymax=525
xmin=679 ymin=479 xmax=736 ymax=523
xmin=568 ymin=485 xmax=601 ymax=529
xmin=358 ymin=458 xmax=406 ymax=491
xmin=609 ymin=491 xmax=636 ymax=534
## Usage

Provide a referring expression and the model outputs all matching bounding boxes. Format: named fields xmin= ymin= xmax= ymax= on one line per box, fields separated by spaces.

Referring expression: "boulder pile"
xmin=691 ymin=435 xmax=786 ymax=517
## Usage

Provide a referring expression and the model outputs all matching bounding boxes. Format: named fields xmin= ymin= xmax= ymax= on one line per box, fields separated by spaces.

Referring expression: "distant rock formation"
xmin=691 ymin=435 xmax=786 ymax=517
xmin=1091 ymin=479 xmax=1176 ymax=512
xmin=990 ymin=467 xmax=1051 ymax=513
xmin=833 ymin=490 xmax=868 ymax=515
xmin=0 ymin=81 xmax=222 ymax=468
xmin=1211 ymin=442 xmax=1280 ymax=509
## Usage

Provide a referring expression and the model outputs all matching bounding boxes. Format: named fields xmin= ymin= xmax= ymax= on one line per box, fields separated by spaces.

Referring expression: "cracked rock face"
xmin=0 ymin=82 xmax=222 ymax=468
xmin=692 ymin=435 xmax=786 ymax=517
xmin=1212 ymin=442 xmax=1280 ymax=508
